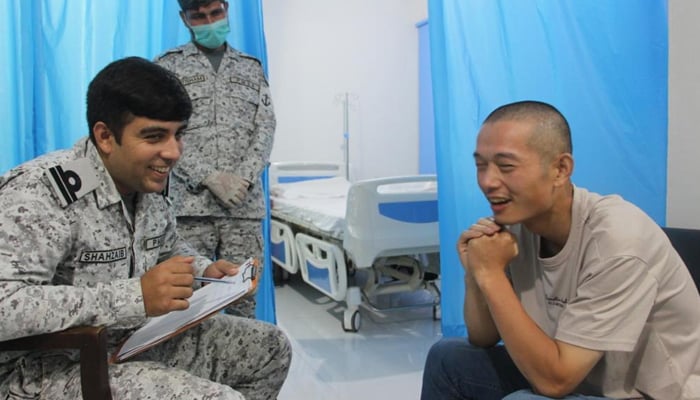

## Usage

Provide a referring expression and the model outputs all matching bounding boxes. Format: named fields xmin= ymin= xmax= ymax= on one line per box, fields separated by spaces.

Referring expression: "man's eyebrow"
xmin=139 ymin=126 xmax=169 ymax=134
xmin=494 ymin=152 xmax=520 ymax=161
xmin=473 ymin=152 xmax=520 ymax=161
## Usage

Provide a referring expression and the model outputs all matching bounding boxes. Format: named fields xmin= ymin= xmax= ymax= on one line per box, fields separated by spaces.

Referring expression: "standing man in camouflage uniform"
xmin=0 ymin=57 xmax=290 ymax=399
xmin=155 ymin=0 xmax=275 ymax=319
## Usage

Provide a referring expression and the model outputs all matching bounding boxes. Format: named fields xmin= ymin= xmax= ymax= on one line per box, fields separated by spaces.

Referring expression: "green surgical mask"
xmin=190 ymin=18 xmax=230 ymax=49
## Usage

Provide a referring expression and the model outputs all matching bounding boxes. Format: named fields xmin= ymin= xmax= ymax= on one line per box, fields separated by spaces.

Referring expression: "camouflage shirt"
xmin=155 ymin=43 xmax=275 ymax=219
xmin=0 ymin=138 xmax=211 ymax=371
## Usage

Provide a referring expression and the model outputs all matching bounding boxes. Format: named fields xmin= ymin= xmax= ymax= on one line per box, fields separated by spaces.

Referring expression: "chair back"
xmin=662 ymin=227 xmax=700 ymax=291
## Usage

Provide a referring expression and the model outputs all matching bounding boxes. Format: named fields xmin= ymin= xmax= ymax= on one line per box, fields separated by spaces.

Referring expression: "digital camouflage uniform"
xmin=155 ymin=42 xmax=275 ymax=319
xmin=0 ymin=138 xmax=290 ymax=399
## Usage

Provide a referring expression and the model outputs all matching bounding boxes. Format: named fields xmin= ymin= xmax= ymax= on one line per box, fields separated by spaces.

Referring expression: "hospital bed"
xmin=269 ymin=162 xmax=440 ymax=332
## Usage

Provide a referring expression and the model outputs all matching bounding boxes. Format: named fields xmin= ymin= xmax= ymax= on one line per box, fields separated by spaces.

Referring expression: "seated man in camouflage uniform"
xmin=0 ymin=57 xmax=291 ymax=400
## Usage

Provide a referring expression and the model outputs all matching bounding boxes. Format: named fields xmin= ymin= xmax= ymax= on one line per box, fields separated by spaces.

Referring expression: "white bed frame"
xmin=269 ymin=162 xmax=440 ymax=332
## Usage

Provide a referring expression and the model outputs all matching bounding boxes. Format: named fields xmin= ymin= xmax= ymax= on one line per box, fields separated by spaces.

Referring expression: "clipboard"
xmin=110 ymin=258 xmax=259 ymax=363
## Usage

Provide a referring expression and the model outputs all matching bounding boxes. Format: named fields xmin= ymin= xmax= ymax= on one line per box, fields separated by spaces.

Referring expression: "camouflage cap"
xmin=177 ymin=0 xmax=224 ymax=11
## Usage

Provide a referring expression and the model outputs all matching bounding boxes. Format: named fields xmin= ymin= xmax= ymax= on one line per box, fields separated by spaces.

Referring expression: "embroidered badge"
xmin=144 ymin=234 xmax=165 ymax=250
xmin=230 ymin=76 xmax=259 ymax=91
xmin=181 ymin=74 xmax=206 ymax=85
xmin=79 ymin=247 xmax=128 ymax=263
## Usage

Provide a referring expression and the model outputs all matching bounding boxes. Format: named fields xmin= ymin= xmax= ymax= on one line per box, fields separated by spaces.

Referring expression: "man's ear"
xmin=93 ymin=122 xmax=115 ymax=155
xmin=553 ymin=153 xmax=574 ymax=186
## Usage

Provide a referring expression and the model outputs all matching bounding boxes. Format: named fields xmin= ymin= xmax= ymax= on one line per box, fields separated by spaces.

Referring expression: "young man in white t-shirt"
xmin=421 ymin=101 xmax=700 ymax=399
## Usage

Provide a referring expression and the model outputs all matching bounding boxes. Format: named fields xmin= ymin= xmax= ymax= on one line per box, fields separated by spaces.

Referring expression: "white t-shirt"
xmin=509 ymin=186 xmax=700 ymax=399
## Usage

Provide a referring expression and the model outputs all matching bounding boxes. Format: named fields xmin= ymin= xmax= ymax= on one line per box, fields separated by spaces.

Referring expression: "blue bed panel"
xmin=377 ymin=200 xmax=439 ymax=223
xmin=306 ymin=260 xmax=332 ymax=293
xmin=271 ymin=241 xmax=286 ymax=264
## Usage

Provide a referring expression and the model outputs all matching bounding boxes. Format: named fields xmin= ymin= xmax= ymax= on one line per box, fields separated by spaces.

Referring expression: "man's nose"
xmin=478 ymin=165 xmax=501 ymax=190
xmin=162 ymin=135 xmax=182 ymax=161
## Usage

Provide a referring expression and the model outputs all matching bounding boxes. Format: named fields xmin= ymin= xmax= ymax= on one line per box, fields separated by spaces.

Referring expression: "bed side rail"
xmin=295 ymin=232 xmax=348 ymax=302
xmin=269 ymin=162 xmax=343 ymax=184
xmin=343 ymin=175 xmax=439 ymax=268
xmin=270 ymin=219 xmax=299 ymax=274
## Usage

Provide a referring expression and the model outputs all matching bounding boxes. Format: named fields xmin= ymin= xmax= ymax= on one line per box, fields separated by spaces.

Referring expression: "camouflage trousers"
xmin=177 ymin=217 xmax=263 ymax=319
xmin=29 ymin=315 xmax=292 ymax=399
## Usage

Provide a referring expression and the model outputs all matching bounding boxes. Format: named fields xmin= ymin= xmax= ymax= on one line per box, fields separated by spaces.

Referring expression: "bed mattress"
xmin=270 ymin=176 xmax=350 ymax=239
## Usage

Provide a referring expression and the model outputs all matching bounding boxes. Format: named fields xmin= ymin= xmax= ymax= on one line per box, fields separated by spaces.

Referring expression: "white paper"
xmin=115 ymin=258 xmax=256 ymax=361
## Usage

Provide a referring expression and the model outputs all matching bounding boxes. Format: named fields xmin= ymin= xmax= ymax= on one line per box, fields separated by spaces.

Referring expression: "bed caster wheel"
xmin=343 ymin=310 xmax=361 ymax=332
xmin=433 ymin=304 xmax=441 ymax=320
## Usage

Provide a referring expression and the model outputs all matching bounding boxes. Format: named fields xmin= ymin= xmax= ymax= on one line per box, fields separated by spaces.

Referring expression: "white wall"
xmin=263 ymin=0 xmax=428 ymax=181
xmin=668 ymin=0 xmax=700 ymax=229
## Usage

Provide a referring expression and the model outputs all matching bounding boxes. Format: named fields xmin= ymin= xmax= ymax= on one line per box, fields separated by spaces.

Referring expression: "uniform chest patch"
xmin=181 ymin=74 xmax=206 ymax=85
xmin=230 ymin=76 xmax=259 ymax=91
xmin=144 ymin=234 xmax=165 ymax=250
xmin=79 ymin=247 xmax=128 ymax=263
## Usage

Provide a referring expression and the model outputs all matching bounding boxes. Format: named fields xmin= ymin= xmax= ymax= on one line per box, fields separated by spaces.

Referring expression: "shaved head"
xmin=483 ymin=101 xmax=572 ymax=164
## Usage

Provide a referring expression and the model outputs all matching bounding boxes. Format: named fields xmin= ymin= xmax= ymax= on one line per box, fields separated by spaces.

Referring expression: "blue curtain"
xmin=429 ymin=0 xmax=668 ymax=337
xmin=0 ymin=0 xmax=276 ymax=323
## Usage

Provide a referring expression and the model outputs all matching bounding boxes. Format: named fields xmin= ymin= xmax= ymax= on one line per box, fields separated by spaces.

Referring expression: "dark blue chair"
xmin=662 ymin=227 xmax=700 ymax=292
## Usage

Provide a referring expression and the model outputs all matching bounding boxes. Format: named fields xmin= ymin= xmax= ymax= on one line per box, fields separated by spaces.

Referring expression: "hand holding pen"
xmin=141 ymin=255 xmax=195 ymax=317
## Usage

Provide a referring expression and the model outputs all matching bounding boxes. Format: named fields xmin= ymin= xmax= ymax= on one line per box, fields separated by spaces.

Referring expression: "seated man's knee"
xmin=255 ymin=320 xmax=292 ymax=375
xmin=273 ymin=326 xmax=292 ymax=367
xmin=426 ymin=337 xmax=474 ymax=367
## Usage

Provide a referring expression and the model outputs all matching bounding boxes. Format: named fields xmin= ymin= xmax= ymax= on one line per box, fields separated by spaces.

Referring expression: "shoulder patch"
xmin=45 ymin=158 xmax=99 ymax=208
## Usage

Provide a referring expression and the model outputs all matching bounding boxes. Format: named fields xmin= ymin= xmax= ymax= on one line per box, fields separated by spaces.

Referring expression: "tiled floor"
xmin=275 ymin=272 xmax=442 ymax=400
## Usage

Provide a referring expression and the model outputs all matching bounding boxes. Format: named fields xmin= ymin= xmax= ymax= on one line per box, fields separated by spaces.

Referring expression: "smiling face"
xmin=474 ymin=118 xmax=571 ymax=231
xmin=94 ymin=117 xmax=186 ymax=195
